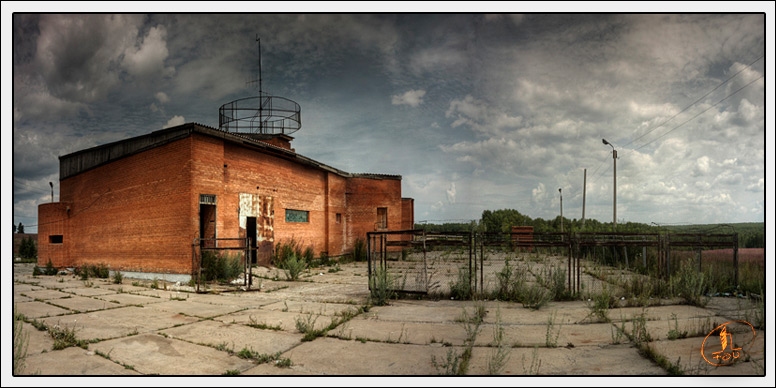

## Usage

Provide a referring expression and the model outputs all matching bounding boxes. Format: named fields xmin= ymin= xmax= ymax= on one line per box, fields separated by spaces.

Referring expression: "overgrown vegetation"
xmin=670 ymin=262 xmax=710 ymax=307
xmin=14 ymin=309 xmax=29 ymax=374
xmin=369 ymin=266 xmax=395 ymax=306
xmin=73 ymin=263 xmax=110 ymax=279
xmin=352 ymin=238 xmax=367 ymax=262
xmin=49 ymin=324 xmax=89 ymax=350
xmin=449 ymin=265 xmax=473 ymax=301
xmin=294 ymin=306 xmax=369 ymax=342
xmin=201 ymin=251 xmax=243 ymax=282
xmin=18 ymin=236 xmax=38 ymax=261
xmin=432 ymin=305 xmax=484 ymax=375
xmin=279 ymin=253 xmax=306 ymax=281
xmin=272 ymin=239 xmax=313 ymax=280
xmin=487 ymin=307 xmax=511 ymax=375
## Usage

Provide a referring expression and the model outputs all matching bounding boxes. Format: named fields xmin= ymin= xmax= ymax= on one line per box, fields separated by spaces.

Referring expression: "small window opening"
xmin=376 ymin=207 xmax=387 ymax=229
xmin=49 ymin=235 xmax=63 ymax=244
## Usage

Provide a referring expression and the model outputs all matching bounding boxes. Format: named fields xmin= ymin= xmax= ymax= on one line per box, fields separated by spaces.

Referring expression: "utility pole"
xmin=559 ymin=188 xmax=563 ymax=233
xmin=602 ymin=139 xmax=617 ymax=231
xmin=581 ymin=168 xmax=586 ymax=227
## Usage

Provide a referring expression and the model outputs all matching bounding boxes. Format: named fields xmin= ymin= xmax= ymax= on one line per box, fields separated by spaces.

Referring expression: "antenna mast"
xmin=219 ymin=36 xmax=301 ymax=135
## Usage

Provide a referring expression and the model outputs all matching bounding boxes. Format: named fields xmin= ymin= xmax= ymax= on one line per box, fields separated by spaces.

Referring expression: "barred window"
xmin=199 ymin=194 xmax=216 ymax=205
xmin=286 ymin=209 xmax=309 ymax=223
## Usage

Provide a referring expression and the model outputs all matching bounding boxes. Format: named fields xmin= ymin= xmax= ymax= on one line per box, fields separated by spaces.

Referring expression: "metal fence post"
xmin=734 ymin=233 xmax=739 ymax=290
xmin=367 ymin=233 xmax=372 ymax=290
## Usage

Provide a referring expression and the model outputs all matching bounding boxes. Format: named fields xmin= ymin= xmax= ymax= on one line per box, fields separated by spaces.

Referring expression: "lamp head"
xmin=602 ymin=138 xmax=610 ymax=146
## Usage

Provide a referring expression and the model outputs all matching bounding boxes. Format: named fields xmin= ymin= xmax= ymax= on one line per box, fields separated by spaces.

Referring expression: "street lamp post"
xmin=558 ymin=188 xmax=563 ymax=233
xmin=602 ymin=139 xmax=616 ymax=231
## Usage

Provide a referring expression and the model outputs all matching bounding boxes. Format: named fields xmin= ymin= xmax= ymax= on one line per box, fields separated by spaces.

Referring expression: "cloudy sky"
xmin=7 ymin=9 xmax=772 ymax=233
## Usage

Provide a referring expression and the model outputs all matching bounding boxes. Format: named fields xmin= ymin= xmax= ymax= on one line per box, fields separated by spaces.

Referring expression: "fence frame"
xmin=366 ymin=229 xmax=740 ymax=296
xmin=191 ymin=237 xmax=253 ymax=293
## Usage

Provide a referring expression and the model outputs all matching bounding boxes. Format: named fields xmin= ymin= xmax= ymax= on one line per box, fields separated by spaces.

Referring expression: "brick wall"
xmin=345 ymin=177 xmax=403 ymax=250
xmin=40 ymin=128 xmax=408 ymax=274
xmin=37 ymin=203 xmax=70 ymax=267
xmin=53 ymin=137 xmax=193 ymax=273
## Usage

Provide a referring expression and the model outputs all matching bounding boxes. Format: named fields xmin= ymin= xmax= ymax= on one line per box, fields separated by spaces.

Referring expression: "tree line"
xmin=416 ymin=209 xmax=764 ymax=248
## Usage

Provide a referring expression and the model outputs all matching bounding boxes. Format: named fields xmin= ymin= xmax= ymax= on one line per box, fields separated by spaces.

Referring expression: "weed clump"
xmin=449 ymin=265 xmax=473 ymax=300
xmin=369 ymin=266 xmax=395 ymax=306
xmin=280 ymin=253 xmax=306 ymax=281
xmin=201 ymin=251 xmax=243 ymax=282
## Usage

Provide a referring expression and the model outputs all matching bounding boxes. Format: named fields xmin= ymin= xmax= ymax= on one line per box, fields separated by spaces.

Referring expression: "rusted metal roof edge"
xmin=59 ymin=122 xmax=402 ymax=181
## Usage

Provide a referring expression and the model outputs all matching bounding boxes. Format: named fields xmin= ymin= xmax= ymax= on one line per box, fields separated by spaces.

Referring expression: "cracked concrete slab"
xmin=280 ymin=337 xmax=456 ymax=375
xmin=38 ymin=306 xmax=200 ymax=342
xmin=214 ymin=308 xmax=332 ymax=332
xmin=18 ymin=346 xmax=142 ymax=375
xmin=92 ymin=292 xmax=165 ymax=306
xmin=159 ymin=320 xmax=301 ymax=355
xmin=89 ymin=333 xmax=256 ymax=375
xmin=335 ymin=318 xmax=468 ymax=346
xmin=65 ymin=287 xmax=118 ymax=297
xmin=20 ymin=288 xmax=73 ymax=301
xmin=14 ymin=301 xmax=70 ymax=319
xmin=262 ymin=300 xmax=359 ymax=316
xmin=141 ymin=299 xmax=247 ymax=319
xmin=467 ymin=344 xmax=666 ymax=375
xmin=46 ymin=296 xmax=122 ymax=313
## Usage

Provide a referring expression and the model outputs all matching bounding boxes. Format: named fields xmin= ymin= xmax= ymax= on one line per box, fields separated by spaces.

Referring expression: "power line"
xmin=633 ymin=75 xmax=763 ymax=152
xmin=621 ymin=55 xmax=763 ymax=150
xmin=584 ymin=54 xmax=764 ymax=189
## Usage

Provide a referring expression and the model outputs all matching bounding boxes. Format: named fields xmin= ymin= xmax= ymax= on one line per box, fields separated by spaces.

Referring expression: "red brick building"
xmin=37 ymin=123 xmax=413 ymax=275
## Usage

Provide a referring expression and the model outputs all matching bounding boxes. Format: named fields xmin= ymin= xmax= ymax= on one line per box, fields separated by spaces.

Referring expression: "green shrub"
xmin=449 ymin=265 xmax=473 ymax=300
xmin=19 ymin=237 xmax=37 ymax=260
xmin=273 ymin=239 xmax=303 ymax=267
xmin=302 ymin=246 xmax=314 ymax=264
xmin=32 ymin=266 xmax=42 ymax=277
xmin=521 ymin=283 xmax=551 ymax=310
xmin=201 ymin=251 xmax=243 ymax=282
xmin=670 ymin=262 xmax=710 ymax=307
xmin=280 ymin=253 xmax=306 ymax=281
xmin=369 ymin=266 xmax=395 ymax=306
xmin=352 ymin=238 xmax=366 ymax=262
xmin=112 ymin=271 xmax=123 ymax=284
xmin=44 ymin=259 xmax=58 ymax=276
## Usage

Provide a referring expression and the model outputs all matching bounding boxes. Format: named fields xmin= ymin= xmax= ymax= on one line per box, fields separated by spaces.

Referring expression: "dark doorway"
xmin=246 ymin=216 xmax=257 ymax=264
xmin=200 ymin=204 xmax=216 ymax=248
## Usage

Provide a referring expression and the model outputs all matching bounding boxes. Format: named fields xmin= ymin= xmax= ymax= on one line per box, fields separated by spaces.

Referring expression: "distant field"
xmin=703 ymin=248 xmax=764 ymax=267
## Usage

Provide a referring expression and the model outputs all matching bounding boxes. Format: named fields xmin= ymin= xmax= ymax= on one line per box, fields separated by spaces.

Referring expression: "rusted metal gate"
xmin=500 ymin=231 xmax=574 ymax=293
xmin=367 ymin=229 xmax=473 ymax=295
xmin=366 ymin=230 xmax=740 ymax=296
xmin=192 ymin=237 xmax=255 ymax=293
xmin=664 ymin=233 xmax=739 ymax=287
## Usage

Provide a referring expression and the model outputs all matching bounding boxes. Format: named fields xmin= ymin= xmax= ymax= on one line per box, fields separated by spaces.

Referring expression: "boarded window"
xmin=336 ymin=213 xmax=342 ymax=224
xmin=49 ymin=235 xmax=63 ymax=244
xmin=376 ymin=207 xmax=387 ymax=229
xmin=285 ymin=209 xmax=309 ymax=223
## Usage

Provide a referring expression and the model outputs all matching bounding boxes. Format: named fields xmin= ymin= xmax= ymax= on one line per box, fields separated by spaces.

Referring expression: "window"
xmin=285 ymin=209 xmax=309 ymax=223
xmin=199 ymin=194 xmax=217 ymax=205
xmin=49 ymin=235 xmax=63 ymax=244
xmin=376 ymin=207 xmax=387 ymax=229
xmin=336 ymin=213 xmax=342 ymax=224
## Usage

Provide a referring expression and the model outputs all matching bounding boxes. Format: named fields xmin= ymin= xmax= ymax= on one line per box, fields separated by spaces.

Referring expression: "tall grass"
xmin=201 ymin=251 xmax=243 ymax=282
xmin=369 ymin=266 xmax=395 ymax=306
